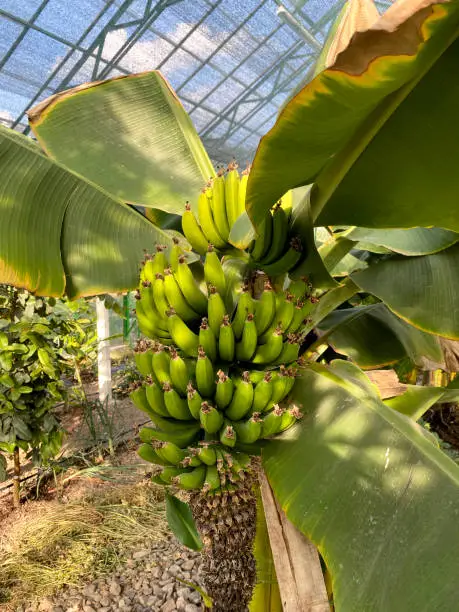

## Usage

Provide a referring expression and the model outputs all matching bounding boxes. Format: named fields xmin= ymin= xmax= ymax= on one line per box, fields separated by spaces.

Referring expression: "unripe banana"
xmin=169 ymin=347 xmax=189 ymax=396
xmin=163 ymin=267 xmax=199 ymax=322
xmin=225 ymin=161 xmax=240 ymax=228
xmin=204 ymin=245 xmax=226 ymax=296
xmin=182 ymin=202 xmax=209 ymax=256
xmin=237 ymin=167 xmax=249 ymax=219
xmin=156 ymin=441 xmax=187 ymax=465
xmin=167 ymin=309 xmax=199 ymax=357
xmin=251 ymin=210 xmax=273 ymax=261
xmin=211 ymin=171 xmax=230 ymax=241
xmin=152 ymin=273 xmax=170 ymax=320
xmin=163 ymin=382 xmax=193 ymax=420
xmin=187 ymin=382 xmax=203 ymax=420
xmin=130 ymin=386 xmax=153 ymax=415
xmin=134 ymin=348 xmax=153 ymax=377
xmin=225 ymin=371 xmax=254 ymax=421
xmin=252 ymin=372 xmax=273 ymax=413
xmin=136 ymin=299 xmax=167 ymax=341
xmin=232 ymin=286 xmax=254 ymax=339
xmin=254 ymin=281 xmax=276 ymax=335
xmin=286 ymin=299 xmax=306 ymax=334
xmin=175 ymin=256 xmax=208 ymax=315
xmin=218 ymin=315 xmax=235 ymax=362
xmin=215 ymin=370 xmax=234 ymax=410
xmin=145 ymin=379 xmax=170 ymax=417
xmin=138 ymin=443 xmax=168 ymax=466
xmin=151 ymin=345 xmax=171 ymax=386
xmin=196 ymin=346 xmax=215 ymax=398
xmin=173 ymin=465 xmax=207 ymax=490
xmin=287 ymin=277 xmax=310 ymax=301
xmin=260 ymin=205 xmax=289 ymax=265
xmin=143 ymin=245 xmax=167 ymax=282
xmin=169 ymin=238 xmax=183 ymax=273
xmin=203 ymin=464 xmax=221 ymax=492
xmin=252 ymin=326 xmax=284 ymax=364
xmin=220 ymin=420 xmax=236 ymax=447
xmin=270 ymin=365 xmax=296 ymax=404
xmin=260 ymin=237 xmax=303 ymax=275
xmin=138 ymin=281 xmax=161 ymax=323
xmin=181 ymin=454 xmax=202 ymax=468
xmin=272 ymin=334 xmax=301 ymax=366
xmin=161 ymin=466 xmax=191 ymax=485
xmin=207 ymin=286 xmax=227 ymax=338
xmin=274 ymin=292 xmax=295 ymax=332
xmin=200 ymin=401 xmax=224 ymax=434
xmin=199 ymin=317 xmax=217 ymax=363
xmin=235 ymin=313 xmax=257 ymax=362
xmin=197 ymin=443 xmax=217 ymax=466
xmin=261 ymin=405 xmax=285 ymax=437
xmin=140 ymin=424 xmax=200 ymax=448
xmin=279 ymin=405 xmax=304 ymax=432
xmin=198 ymin=189 xmax=227 ymax=249
xmin=233 ymin=412 xmax=262 ymax=443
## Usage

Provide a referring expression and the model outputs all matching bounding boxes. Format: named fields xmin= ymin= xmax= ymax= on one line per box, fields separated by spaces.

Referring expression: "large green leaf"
xmin=29 ymin=72 xmax=214 ymax=214
xmin=247 ymin=0 xmax=459 ymax=232
xmin=264 ymin=363 xmax=459 ymax=612
xmin=317 ymin=303 xmax=443 ymax=368
xmin=0 ymin=125 xmax=173 ymax=298
xmin=346 ymin=227 xmax=459 ymax=255
xmin=165 ymin=492 xmax=203 ymax=552
xmin=385 ymin=384 xmax=459 ymax=420
xmin=352 ymin=244 xmax=459 ymax=338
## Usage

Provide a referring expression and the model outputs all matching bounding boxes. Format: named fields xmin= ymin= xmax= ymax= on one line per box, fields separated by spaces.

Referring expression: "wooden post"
xmin=96 ymin=297 xmax=112 ymax=403
xmin=260 ymin=472 xmax=330 ymax=612
xmin=12 ymin=446 xmax=20 ymax=509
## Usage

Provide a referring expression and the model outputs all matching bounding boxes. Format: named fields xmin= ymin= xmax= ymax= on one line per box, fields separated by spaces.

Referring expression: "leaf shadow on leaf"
xmin=263 ymin=367 xmax=459 ymax=611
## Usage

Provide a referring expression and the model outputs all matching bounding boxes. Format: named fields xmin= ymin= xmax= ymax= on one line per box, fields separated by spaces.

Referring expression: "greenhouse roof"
xmin=1 ymin=0 xmax=391 ymax=163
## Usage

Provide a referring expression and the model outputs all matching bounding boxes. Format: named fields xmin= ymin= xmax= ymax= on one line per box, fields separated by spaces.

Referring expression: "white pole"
xmin=96 ymin=297 xmax=112 ymax=403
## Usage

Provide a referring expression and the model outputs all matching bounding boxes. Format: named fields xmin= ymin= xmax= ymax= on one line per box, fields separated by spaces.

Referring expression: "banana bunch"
xmin=249 ymin=202 xmax=304 ymax=275
xmin=182 ymin=162 xmax=248 ymax=254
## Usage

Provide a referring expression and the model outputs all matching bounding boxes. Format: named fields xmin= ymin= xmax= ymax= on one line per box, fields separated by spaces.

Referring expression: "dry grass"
xmin=0 ymin=480 xmax=168 ymax=608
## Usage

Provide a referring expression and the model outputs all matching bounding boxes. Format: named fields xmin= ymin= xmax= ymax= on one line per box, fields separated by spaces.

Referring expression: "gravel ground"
xmin=18 ymin=537 xmax=204 ymax=612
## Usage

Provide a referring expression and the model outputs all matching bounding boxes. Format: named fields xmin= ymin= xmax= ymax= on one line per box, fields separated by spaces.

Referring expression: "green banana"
xmin=160 ymin=465 xmax=191 ymax=484
xmin=254 ymin=282 xmax=276 ymax=335
xmin=198 ymin=189 xmax=227 ymax=249
xmin=169 ymin=238 xmax=183 ymax=273
xmin=167 ymin=309 xmax=199 ymax=357
xmin=175 ymin=256 xmax=208 ymax=315
xmin=220 ymin=421 xmax=236 ymax=447
xmin=196 ymin=346 xmax=215 ymax=398
xmin=211 ymin=171 xmax=230 ymax=241
xmin=152 ymin=273 xmax=170 ymax=319
xmin=252 ymin=372 xmax=273 ymax=413
xmin=173 ymin=465 xmax=207 ymax=490
xmin=197 ymin=443 xmax=217 ymax=466
xmin=225 ymin=371 xmax=254 ymax=421
xmin=156 ymin=441 xmax=187 ymax=465
xmin=207 ymin=286 xmax=227 ymax=338
xmin=225 ymin=161 xmax=240 ymax=228
xmin=232 ymin=286 xmax=254 ymax=339
xmin=200 ymin=401 xmax=224 ymax=434
xmin=145 ymin=380 xmax=170 ymax=417
xmin=203 ymin=464 xmax=221 ymax=492
xmin=199 ymin=317 xmax=217 ymax=363
xmin=250 ymin=210 xmax=273 ymax=261
xmin=138 ymin=443 xmax=169 ymax=466
xmin=286 ymin=299 xmax=306 ymax=333
xmin=233 ymin=413 xmax=262 ymax=443
xmin=252 ymin=326 xmax=284 ymax=364
xmin=272 ymin=334 xmax=301 ymax=366
xmin=275 ymin=292 xmax=295 ymax=331
xmin=259 ymin=237 xmax=303 ymax=275
xmin=187 ymin=382 xmax=203 ymax=420
xmin=181 ymin=454 xmax=203 ymax=468
xmin=270 ymin=366 xmax=296 ymax=404
xmin=143 ymin=245 xmax=167 ymax=282
xmin=182 ymin=202 xmax=209 ymax=256
xmin=261 ymin=405 xmax=285 ymax=437
xmin=163 ymin=267 xmax=199 ymax=322
xmin=218 ymin=315 xmax=235 ymax=362
xmin=135 ymin=298 xmax=170 ymax=341
xmin=237 ymin=168 xmax=249 ymax=219
xmin=287 ymin=277 xmax=310 ymax=301
xmin=130 ymin=386 xmax=153 ymax=415
xmin=280 ymin=405 xmax=304 ymax=432
xmin=169 ymin=347 xmax=189 ymax=396
xmin=204 ymin=245 xmax=226 ymax=296
xmin=260 ymin=205 xmax=289 ymax=265
xmin=140 ymin=425 xmax=200 ymax=448
xmin=163 ymin=382 xmax=193 ymax=420
xmin=134 ymin=349 xmax=152 ymax=377
xmin=235 ymin=313 xmax=258 ymax=361
xmin=215 ymin=370 xmax=234 ymax=410
xmin=151 ymin=345 xmax=171 ymax=386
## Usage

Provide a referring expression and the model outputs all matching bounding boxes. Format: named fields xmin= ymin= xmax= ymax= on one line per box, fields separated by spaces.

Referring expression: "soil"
xmin=425 ymin=402 xmax=459 ymax=454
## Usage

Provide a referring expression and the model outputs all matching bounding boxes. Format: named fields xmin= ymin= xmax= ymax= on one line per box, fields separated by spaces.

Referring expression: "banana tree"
xmin=1 ymin=0 xmax=459 ymax=609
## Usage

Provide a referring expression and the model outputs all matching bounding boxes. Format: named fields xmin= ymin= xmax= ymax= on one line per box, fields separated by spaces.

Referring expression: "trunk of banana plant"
xmin=189 ymin=470 xmax=258 ymax=611
xmin=12 ymin=446 xmax=20 ymax=509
